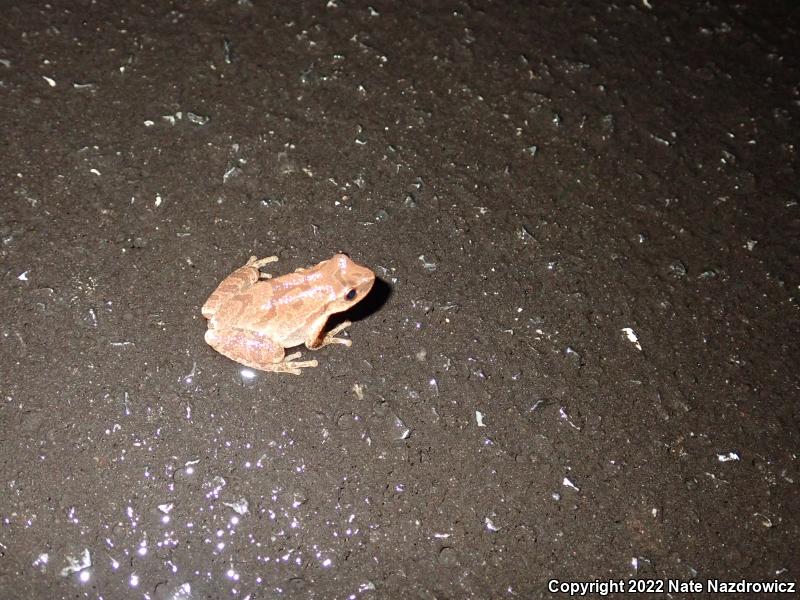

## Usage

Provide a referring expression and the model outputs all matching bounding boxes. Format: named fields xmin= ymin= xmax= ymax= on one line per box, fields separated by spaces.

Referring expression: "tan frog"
xmin=202 ymin=254 xmax=375 ymax=374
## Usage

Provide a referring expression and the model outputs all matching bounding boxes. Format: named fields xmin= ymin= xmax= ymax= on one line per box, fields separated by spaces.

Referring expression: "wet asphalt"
xmin=1 ymin=1 xmax=798 ymax=598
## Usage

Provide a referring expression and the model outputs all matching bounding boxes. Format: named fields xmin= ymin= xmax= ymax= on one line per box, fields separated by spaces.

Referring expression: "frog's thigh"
xmin=205 ymin=326 xmax=285 ymax=370
xmin=202 ymin=261 xmax=264 ymax=319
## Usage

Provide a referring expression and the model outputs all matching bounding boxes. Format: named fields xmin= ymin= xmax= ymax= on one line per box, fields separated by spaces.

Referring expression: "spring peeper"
xmin=202 ymin=254 xmax=375 ymax=374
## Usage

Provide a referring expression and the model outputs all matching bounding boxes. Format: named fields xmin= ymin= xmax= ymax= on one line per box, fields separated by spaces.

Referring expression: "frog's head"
xmin=326 ymin=253 xmax=375 ymax=312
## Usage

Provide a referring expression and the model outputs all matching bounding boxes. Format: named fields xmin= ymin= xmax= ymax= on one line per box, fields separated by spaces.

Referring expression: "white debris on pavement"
xmin=222 ymin=498 xmax=249 ymax=516
xmin=717 ymin=452 xmax=740 ymax=462
xmin=559 ymin=407 xmax=581 ymax=430
xmin=59 ymin=548 xmax=91 ymax=577
xmin=621 ymin=327 xmax=642 ymax=351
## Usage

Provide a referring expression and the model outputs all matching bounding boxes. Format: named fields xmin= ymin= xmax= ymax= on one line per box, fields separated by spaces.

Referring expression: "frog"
xmin=202 ymin=253 xmax=375 ymax=374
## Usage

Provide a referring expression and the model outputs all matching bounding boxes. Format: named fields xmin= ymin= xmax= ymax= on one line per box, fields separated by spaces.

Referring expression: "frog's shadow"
xmin=328 ymin=276 xmax=391 ymax=329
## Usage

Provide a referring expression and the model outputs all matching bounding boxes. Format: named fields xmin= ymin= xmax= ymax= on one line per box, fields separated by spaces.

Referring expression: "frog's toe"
xmin=288 ymin=359 xmax=319 ymax=370
xmin=269 ymin=357 xmax=318 ymax=374
xmin=248 ymin=255 xmax=279 ymax=268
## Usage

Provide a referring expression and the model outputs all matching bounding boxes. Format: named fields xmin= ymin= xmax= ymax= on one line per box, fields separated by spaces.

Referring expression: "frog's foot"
xmin=268 ymin=351 xmax=319 ymax=375
xmin=246 ymin=255 xmax=279 ymax=268
xmin=320 ymin=321 xmax=353 ymax=348
xmin=245 ymin=255 xmax=278 ymax=279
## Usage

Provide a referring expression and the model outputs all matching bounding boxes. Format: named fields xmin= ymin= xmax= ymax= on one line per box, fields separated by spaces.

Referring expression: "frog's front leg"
xmin=202 ymin=256 xmax=278 ymax=319
xmin=305 ymin=317 xmax=354 ymax=350
xmin=205 ymin=327 xmax=318 ymax=374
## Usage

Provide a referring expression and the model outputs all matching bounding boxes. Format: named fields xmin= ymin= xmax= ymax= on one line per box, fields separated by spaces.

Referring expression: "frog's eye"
xmin=345 ymin=289 xmax=357 ymax=301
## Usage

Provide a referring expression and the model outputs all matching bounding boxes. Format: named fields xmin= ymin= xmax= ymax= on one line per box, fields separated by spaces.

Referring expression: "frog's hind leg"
xmin=205 ymin=327 xmax=318 ymax=375
xmin=202 ymin=255 xmax=279 ymax=318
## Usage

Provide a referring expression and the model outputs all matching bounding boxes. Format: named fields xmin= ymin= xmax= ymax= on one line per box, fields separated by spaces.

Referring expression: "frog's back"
xmin=211 ymin=279 xmax=277 ymax=329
